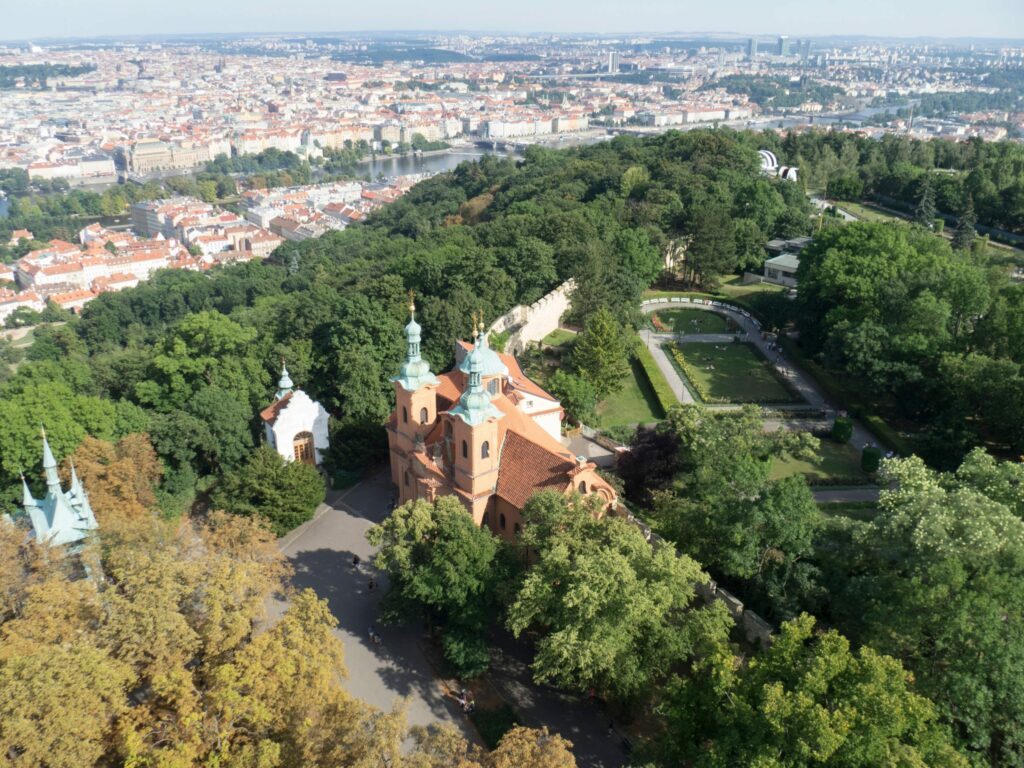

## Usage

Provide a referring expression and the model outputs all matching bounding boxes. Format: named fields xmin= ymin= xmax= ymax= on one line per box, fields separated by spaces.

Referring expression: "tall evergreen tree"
xmin=952 ymin=196 xmax=978 ymax=251
xmin=571 ymin=307 xmax=632 ymax=398
xmin=914 ymin=173 xmax=937 ymax=229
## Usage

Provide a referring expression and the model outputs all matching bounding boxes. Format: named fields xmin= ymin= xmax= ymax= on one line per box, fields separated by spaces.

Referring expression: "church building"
xmin=14 ymin=431 xmax=98 ymax=548
xmin=260 ymin=363 xmax=330 ymax=466
xmin=387 ymin=299 xmax=617 ymax=540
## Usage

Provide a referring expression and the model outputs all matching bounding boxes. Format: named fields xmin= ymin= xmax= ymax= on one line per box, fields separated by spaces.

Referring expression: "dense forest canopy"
xmin=777 ymin=130 xmax=1024 ymax=233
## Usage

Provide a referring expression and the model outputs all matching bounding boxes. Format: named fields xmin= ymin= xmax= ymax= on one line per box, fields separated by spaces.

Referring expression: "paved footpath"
xmin=268 ymin=472 xmax=629 ymax=766
xmin=267 ymin=473 xmax=473 ymax=738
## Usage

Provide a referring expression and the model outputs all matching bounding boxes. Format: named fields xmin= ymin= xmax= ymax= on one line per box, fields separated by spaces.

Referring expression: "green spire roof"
xmin=458 ymin=326 xmax=508 ymax=378
xmin=276 ymin=361 xmax=294 ymax=400
xmin=40 ymin=427 xmax=61 ymax=492
xmin=393 ymin=297 xmax=438 ymax=392
xmin=450 ymin=335 xmax=504 ymax=426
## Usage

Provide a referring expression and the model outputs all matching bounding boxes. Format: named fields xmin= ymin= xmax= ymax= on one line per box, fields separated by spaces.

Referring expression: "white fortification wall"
xmin=488 ymin=279 xmax=575 ymax=354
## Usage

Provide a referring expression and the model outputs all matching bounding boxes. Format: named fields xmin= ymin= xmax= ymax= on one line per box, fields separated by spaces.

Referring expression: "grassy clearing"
xmin=834 ymin=200 xmax=902 ymax=223
xmin=594 ymin=358 xmax=664 ymax=428
xmin=819 ymin=501 xmax=879 ymax=522
xmin=652 ymin=308 xmax=731 ymax=334
xmin=770 ymin=439 xmax=868 ymax=484
xmin=541 ymin=328 xmax=577 ymax=347
xmin=672 ymin=342 xmax=800 ymax=404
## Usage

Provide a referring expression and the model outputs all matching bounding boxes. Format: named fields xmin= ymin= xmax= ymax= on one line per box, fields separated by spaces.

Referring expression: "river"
xmin=358 ymin=149 xmax=518 ymax=177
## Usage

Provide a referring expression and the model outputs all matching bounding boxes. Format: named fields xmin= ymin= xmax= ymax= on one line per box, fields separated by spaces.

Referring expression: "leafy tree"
xmin=486 ymin=726 xmax=576 ymax=768
xmin=134 ymin=311 xmax=267 ymax=412
xmin=733 ymin=217 xmax=767 ymax=272
xmin=616 ymin=424 xmax=681 ymax=506
xmin=650 ymin=405 xmax=821 ymax=617
xmin=366 ymin=496 xmax=512 ymax=677
xmin=571 ymin=306 xmax=632 ymax=398
xmin=184 ymin=384 xmax=256 ymax=472
xmin=682 ymin=204 xmax=736 ymax=288
xmin=68 ymin=434 xmax=162 ymax=527
xmin=212 ymin=446 xmax=325 ymax=536
xmin=914 ymin=173 xmax=937 ymax=228
xmin=546 ymin=369 xmax=597 ymax=425
xmin=507 ymin=491 xmax=731 ymax=701
xmin=653 ymin=613 xmax=967 ymax=768
xmin=952 ymin=196 xmax=978 ymax=252
xmin=825 ymin=455 xmax=1024 ymax=764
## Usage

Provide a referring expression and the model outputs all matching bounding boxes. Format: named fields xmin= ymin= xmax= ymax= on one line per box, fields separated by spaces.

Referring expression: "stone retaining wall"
xmin=489 ymin=279 xmax=575 ymax=354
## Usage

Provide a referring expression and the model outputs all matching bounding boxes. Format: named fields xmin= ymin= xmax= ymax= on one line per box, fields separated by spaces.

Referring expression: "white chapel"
xmin=260 ymin=363 xmax=330 ymax=466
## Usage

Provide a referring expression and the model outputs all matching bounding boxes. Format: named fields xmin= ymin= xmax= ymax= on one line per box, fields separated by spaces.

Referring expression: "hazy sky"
xmin=2 ymin=0 xmax=1021 ymax=41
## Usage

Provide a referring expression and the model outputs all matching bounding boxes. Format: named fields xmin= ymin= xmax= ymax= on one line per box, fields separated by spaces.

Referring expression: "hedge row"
xmin=633 ymin=341 xmax=678 ymax=416
xmin=777 ymin=336 xmax=913 ymax=455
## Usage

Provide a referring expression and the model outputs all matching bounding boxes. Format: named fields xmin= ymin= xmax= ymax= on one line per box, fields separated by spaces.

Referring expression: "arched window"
xmin=445 ymin=421 xmax=453 ymax=439
xmin=404 ymin=470 xmax=411 ymax=486
xmin=514 ymin=522 xmax=521 ymax=535
xmin=499 ymin=513 xmax=506 ymax=530
xmin=481 ymin=441 xmax=490 ymax=459
xmin=420 ymin=407 xmax=429 ymax=423
xmin=578 ymin=481 xmax=587 ymax=494
xmin=462 ymin=440 xmax=468 ymax=459
xmin=488 ymin=379 xmax=499 ymax=395
xmin=293 ymin=432 xmax=315 ymax=465
xmin=482 ymin=512 xmax=490 ymax=528
xmin=402 ymin=406 xmax=408 ymax=423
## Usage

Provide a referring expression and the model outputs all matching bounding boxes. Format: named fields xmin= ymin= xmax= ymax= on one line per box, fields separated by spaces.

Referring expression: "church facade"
xmin=387 ymin=301 xmax=617 ymax=540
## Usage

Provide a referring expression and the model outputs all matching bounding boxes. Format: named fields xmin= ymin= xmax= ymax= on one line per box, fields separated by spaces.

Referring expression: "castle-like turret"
xmin=19 ymin=430 xmax=98 ymax=548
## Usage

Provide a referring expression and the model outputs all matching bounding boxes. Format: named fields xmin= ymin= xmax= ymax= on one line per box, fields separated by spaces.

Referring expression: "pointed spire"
xmin=21 ymin=473 xmax=35 ymax=508
xmin=276 ymin=359 xmax=294 ymax=400
xmin=40 ymin=426 xmax=61 ymax=493
xmin=69 ymin=461 xmax=82 ymax=493
xmin=393 ymin=290 xmax=438 ymax=392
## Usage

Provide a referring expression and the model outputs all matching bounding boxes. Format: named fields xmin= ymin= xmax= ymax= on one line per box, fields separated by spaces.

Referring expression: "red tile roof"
xmin=259 ymin=392 xmax=293 ymax=424
xmin=494 ymin=430 xmax=575 ymax=509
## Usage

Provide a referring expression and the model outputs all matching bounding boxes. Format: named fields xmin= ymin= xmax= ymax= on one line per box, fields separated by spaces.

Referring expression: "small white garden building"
xmin=260 ymin=364 xmax=330 ymax=466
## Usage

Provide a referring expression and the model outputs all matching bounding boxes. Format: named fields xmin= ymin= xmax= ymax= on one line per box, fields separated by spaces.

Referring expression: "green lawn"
xmin=593 ymin=359 xmax=664 ymax=428
xmin=834 ymin=200 xmax=902 ymax=223
xmin=652 ymin=308 xmax=731 ymax=334
xmin=719 ymin=280 xmax=785 ymax=300
xmin=770 ymin=439 xmax=868 ymax=484
xmin=541 ymin=328 xmax=577 ymax=347
xmin=645 ymin=278 xmax=784 ymax=303
xmin=819 ymin=502 xmax=879 ymax=522
xmin=672 ymin=342 xmax=800 ymax=404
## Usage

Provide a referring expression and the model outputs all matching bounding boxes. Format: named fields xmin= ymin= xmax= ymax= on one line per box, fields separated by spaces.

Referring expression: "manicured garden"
xmin=668 ymin=341 xmax=802 ymax=405
xmin=650 ymin=308 xmax=732 ymax=334
xmin=769 ymin=439 xmax=869 ymax=485
xmin=593 ymin=358 xmax=666 ymax=428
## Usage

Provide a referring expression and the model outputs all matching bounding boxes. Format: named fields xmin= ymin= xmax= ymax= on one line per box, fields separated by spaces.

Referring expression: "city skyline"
xmin=2 ymin=0 xmax=1021 ymax=43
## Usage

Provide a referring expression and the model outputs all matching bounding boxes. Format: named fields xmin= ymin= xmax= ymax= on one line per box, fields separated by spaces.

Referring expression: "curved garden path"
xmin=640 ymin=298 xmax=882 ymax=464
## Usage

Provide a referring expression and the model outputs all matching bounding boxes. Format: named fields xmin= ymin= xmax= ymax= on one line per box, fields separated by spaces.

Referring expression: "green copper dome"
xmin=393 ymin=302 xmax=438 ymax=392
xmin=450 ymin=341 xmax=504 ymax=426
xmin=458 ymin=328 xmax=508 ymax=378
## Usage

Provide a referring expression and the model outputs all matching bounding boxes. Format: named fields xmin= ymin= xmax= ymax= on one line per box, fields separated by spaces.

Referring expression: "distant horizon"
xmin=1 ymin=0 xmax=1019 ymax=45
xmin=5 ymin=30 xmax=1024 ymax=46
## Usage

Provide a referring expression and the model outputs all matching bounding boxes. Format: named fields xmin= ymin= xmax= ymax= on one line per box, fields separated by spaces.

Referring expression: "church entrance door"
xmin=293 ymin=432 xmax=315 ymax=465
